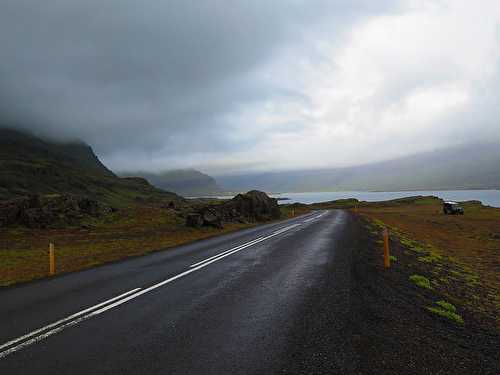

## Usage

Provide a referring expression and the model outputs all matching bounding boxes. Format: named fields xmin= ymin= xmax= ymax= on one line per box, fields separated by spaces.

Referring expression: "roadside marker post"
xmin=383 ymin=229 xmax=390 ymax=268
xmin=49 ymin=243 xmax=56 ymax=276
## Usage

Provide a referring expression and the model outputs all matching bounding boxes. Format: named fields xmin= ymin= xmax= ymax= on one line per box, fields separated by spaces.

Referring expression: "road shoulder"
xmin=350 ymin=214 xmax=499 ymax=375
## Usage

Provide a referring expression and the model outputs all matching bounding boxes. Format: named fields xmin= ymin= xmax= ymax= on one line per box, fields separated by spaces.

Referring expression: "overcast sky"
xmin=1 ymin=0 xmax=500 ymax=175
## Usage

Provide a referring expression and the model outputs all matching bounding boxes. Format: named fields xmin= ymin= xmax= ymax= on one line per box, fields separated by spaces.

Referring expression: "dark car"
xmin=443 ymin=201 xmax=464 ymax=215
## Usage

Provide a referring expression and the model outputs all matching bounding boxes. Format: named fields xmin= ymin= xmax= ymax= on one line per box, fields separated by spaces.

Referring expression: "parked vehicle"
xmin=443 ymin=201 xmax=464 ymax=215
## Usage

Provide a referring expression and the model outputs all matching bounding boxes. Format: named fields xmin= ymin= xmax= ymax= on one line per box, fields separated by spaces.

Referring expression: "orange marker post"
xmin=383 ymin=228 xmax=390 ymax=268
xmin=49 ymin=243 xmax=56 ymax=276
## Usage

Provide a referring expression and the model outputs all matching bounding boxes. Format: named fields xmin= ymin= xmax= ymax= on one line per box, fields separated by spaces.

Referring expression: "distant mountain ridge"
xmin=217 ymin=143 xmax=500 ymax=193
xmin=0 ymin=128 xmax=180 ymax=205
xmin=121 ymin=169 xmax=223 ymax=196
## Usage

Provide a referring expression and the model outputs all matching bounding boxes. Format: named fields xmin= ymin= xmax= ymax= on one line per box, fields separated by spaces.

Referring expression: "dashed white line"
xmin=302 ymin=212 xmax=326 ymax=223
xmin=0 ymin=221 xmax=303 ymax=359
xmin=190 ymin=223 xmax=301 ymax=268
xmin=189 ymin=236 xmax=265 ymax=268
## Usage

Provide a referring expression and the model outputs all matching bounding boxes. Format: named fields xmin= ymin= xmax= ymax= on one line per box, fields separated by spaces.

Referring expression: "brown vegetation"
xmin=0 ymin=204 xmax=250 ymax=286
xmin=357 ymin=197 xmax=500 ymax=329
xmin=351 ymin=213 xmax=499 ymax=374
xmin=0 ymin=195 xmax=309 ymax=287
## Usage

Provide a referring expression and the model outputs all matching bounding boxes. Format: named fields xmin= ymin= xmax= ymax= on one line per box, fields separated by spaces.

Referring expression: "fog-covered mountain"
xmin=0 ymin=128 xmax=180 ymax=205
xmin=121 ymin=169 xmax=223 ymax=196
xmin=217 ymin=143 xmax=500 ymax=192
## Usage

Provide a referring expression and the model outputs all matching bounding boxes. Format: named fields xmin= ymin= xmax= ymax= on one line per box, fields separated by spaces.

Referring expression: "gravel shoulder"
xmin=349 ymin=214 xmax=499 ymax=375
xmin=277 ymin=210 xmax=499 ymax=374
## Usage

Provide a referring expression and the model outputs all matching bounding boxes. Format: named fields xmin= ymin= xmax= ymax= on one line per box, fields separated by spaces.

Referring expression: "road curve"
xmin=0 ymin=210 xmax=358 ymax=374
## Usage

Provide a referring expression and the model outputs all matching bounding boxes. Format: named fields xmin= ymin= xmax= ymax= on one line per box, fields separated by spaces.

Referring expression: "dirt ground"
xmin=0 ymin=206 xmax=238 ymax=286
xmin=350 ymin=211 xmax=500 ymax=374
xmin=359 ymin=198 xmax=499 ymax=329
xmin=0 ymin=203 xmax=309 ymax=286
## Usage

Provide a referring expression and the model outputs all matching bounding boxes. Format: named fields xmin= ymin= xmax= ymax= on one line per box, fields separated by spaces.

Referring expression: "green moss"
xmin=389 ymin=255 xmax=397 ymax=262
xmin=427 ymin=301 xmax=463 ymax=324
xmin=417 ymin=253 xmax=443 ymax=263
xmin=464 ymin=274 xmax=481 ymax=286
xmin=371 ymin=219 xmax=385 ymax=228
xmin=427 ymin=300 xmax=463 ymax=324
xmin=409 ymin=274 xmax=432 ymax=289
xmin=436 ymin=300 xmax=457 ymax=312
xmin=400 ymin=237 xmax=426 ymax=253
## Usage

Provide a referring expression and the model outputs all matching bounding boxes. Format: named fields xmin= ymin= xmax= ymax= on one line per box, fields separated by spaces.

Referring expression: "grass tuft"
xmin=436 ymin=300 xmax=457 ymax=312
xmin=409 ymin=274 xmax=432 ymax=289
xmin=427 ymin=300 xmax=464 ymax=324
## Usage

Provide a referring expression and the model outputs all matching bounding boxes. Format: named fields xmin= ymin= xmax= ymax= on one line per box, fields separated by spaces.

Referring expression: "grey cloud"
xmin=1 ymin=0 xmax=398 ymax=171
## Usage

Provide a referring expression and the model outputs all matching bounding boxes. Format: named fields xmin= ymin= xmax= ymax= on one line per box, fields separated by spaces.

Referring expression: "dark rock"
xmin=230 ymin=190 xmax=281 ymax=221
xmin=161 ymin=201 xmax=177 ymax=209
xmin=0 ymin=194 xmax=115 ymax=228
xmin=78 ymin=197 xmax=100 ymax=215
xmin=186 ymin=213 xmax=203 ymax=228
xmin=201 ymin=208 xmax=223 ymax=229
xmin=185 ymin=190 xmax=280 ymax=229
xmin=0 ymin=200 xmax=23 ymax=227
xmin=28 ymin=194 xmax=41 ymax=208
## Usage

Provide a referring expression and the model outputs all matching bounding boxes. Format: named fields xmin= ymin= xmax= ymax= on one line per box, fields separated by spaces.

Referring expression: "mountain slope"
xmin=0 ymin=128 xmax=180 ymax=205
xmin=121 ymin=169 xmax=223 ymax=196
xmin=218 ymin=143 xmax=500 ymax=192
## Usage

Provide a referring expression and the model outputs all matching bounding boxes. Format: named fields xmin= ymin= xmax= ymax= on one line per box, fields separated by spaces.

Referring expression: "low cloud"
xmin=1 ymin=0 xmax=499 ymax=175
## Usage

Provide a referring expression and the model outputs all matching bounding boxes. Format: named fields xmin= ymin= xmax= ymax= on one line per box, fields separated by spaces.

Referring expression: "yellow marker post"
xmin=49 ymin=243 xmax=56 ymax=276
xmin=383 ymin=229 xmax=390 ymax=268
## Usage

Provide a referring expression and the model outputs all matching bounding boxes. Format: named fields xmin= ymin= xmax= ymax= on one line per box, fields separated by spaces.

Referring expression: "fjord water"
xmin=272 ymin=190 xmax=500 ymax=208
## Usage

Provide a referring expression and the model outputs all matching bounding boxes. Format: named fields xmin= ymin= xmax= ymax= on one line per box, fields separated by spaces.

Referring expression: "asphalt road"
xmin=0 ymin=210 xmax=358 ymax=374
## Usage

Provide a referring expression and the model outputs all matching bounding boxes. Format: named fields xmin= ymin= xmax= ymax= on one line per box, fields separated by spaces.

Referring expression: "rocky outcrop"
xmin=0 ymin=194 xmax=115 ymax=229
xmin=230 ymin=190 xmax=281 ymax=221
xmin=185 ymin=213 xmax=204 ymax=228
xmin=185 ymin=190 xmax=280 ymax=228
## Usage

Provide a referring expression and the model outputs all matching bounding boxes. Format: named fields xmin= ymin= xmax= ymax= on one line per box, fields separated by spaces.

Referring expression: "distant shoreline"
xmin=188 ymin=189 xmax=500 ymax=209
xmin=270 ymin=188 xmax=500 ymax=195
xmin=187 ymin=188 xmax=500 ymax=199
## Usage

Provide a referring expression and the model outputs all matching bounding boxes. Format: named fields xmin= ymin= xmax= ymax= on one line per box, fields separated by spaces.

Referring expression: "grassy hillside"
xmin=121 ymin=169 xmax=223 ymax=196
xmin=0 ymin=128 xmax=180 ymax=206
xmin=218 ymin=143 xmax=500 ymax=192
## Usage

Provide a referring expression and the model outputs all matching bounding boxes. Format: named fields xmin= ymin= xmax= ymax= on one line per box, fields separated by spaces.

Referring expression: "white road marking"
xmin=0 ymin=222 xmax=304 ymax=359
xmin=303 ymin=212 xmax=325 ymax=223
xmin=190 ymin=223 xmax=301 ymax=268
xmin=0 ymin=288 xmax=141 ymax=358
xmin=189 ymin=236 xmax=265 ymax=268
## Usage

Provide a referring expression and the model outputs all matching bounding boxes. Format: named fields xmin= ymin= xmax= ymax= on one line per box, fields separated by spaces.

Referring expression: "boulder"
xmin=185 ymin=190 xmax=280 ymax=228
xmin=230 ymin=190 xmax=281 ymax=221
xmin=21 ymin=207 xmax=53 ymax=229
xmin=186 ymin=213 xmax=203 ymax=228
xmin=0 ymin=194 xmax=115 ymax=228
xmin=0 ymin=200 xmax=24 ymax=227
xmin=201 ymin=208 xmax=223 ymax=229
